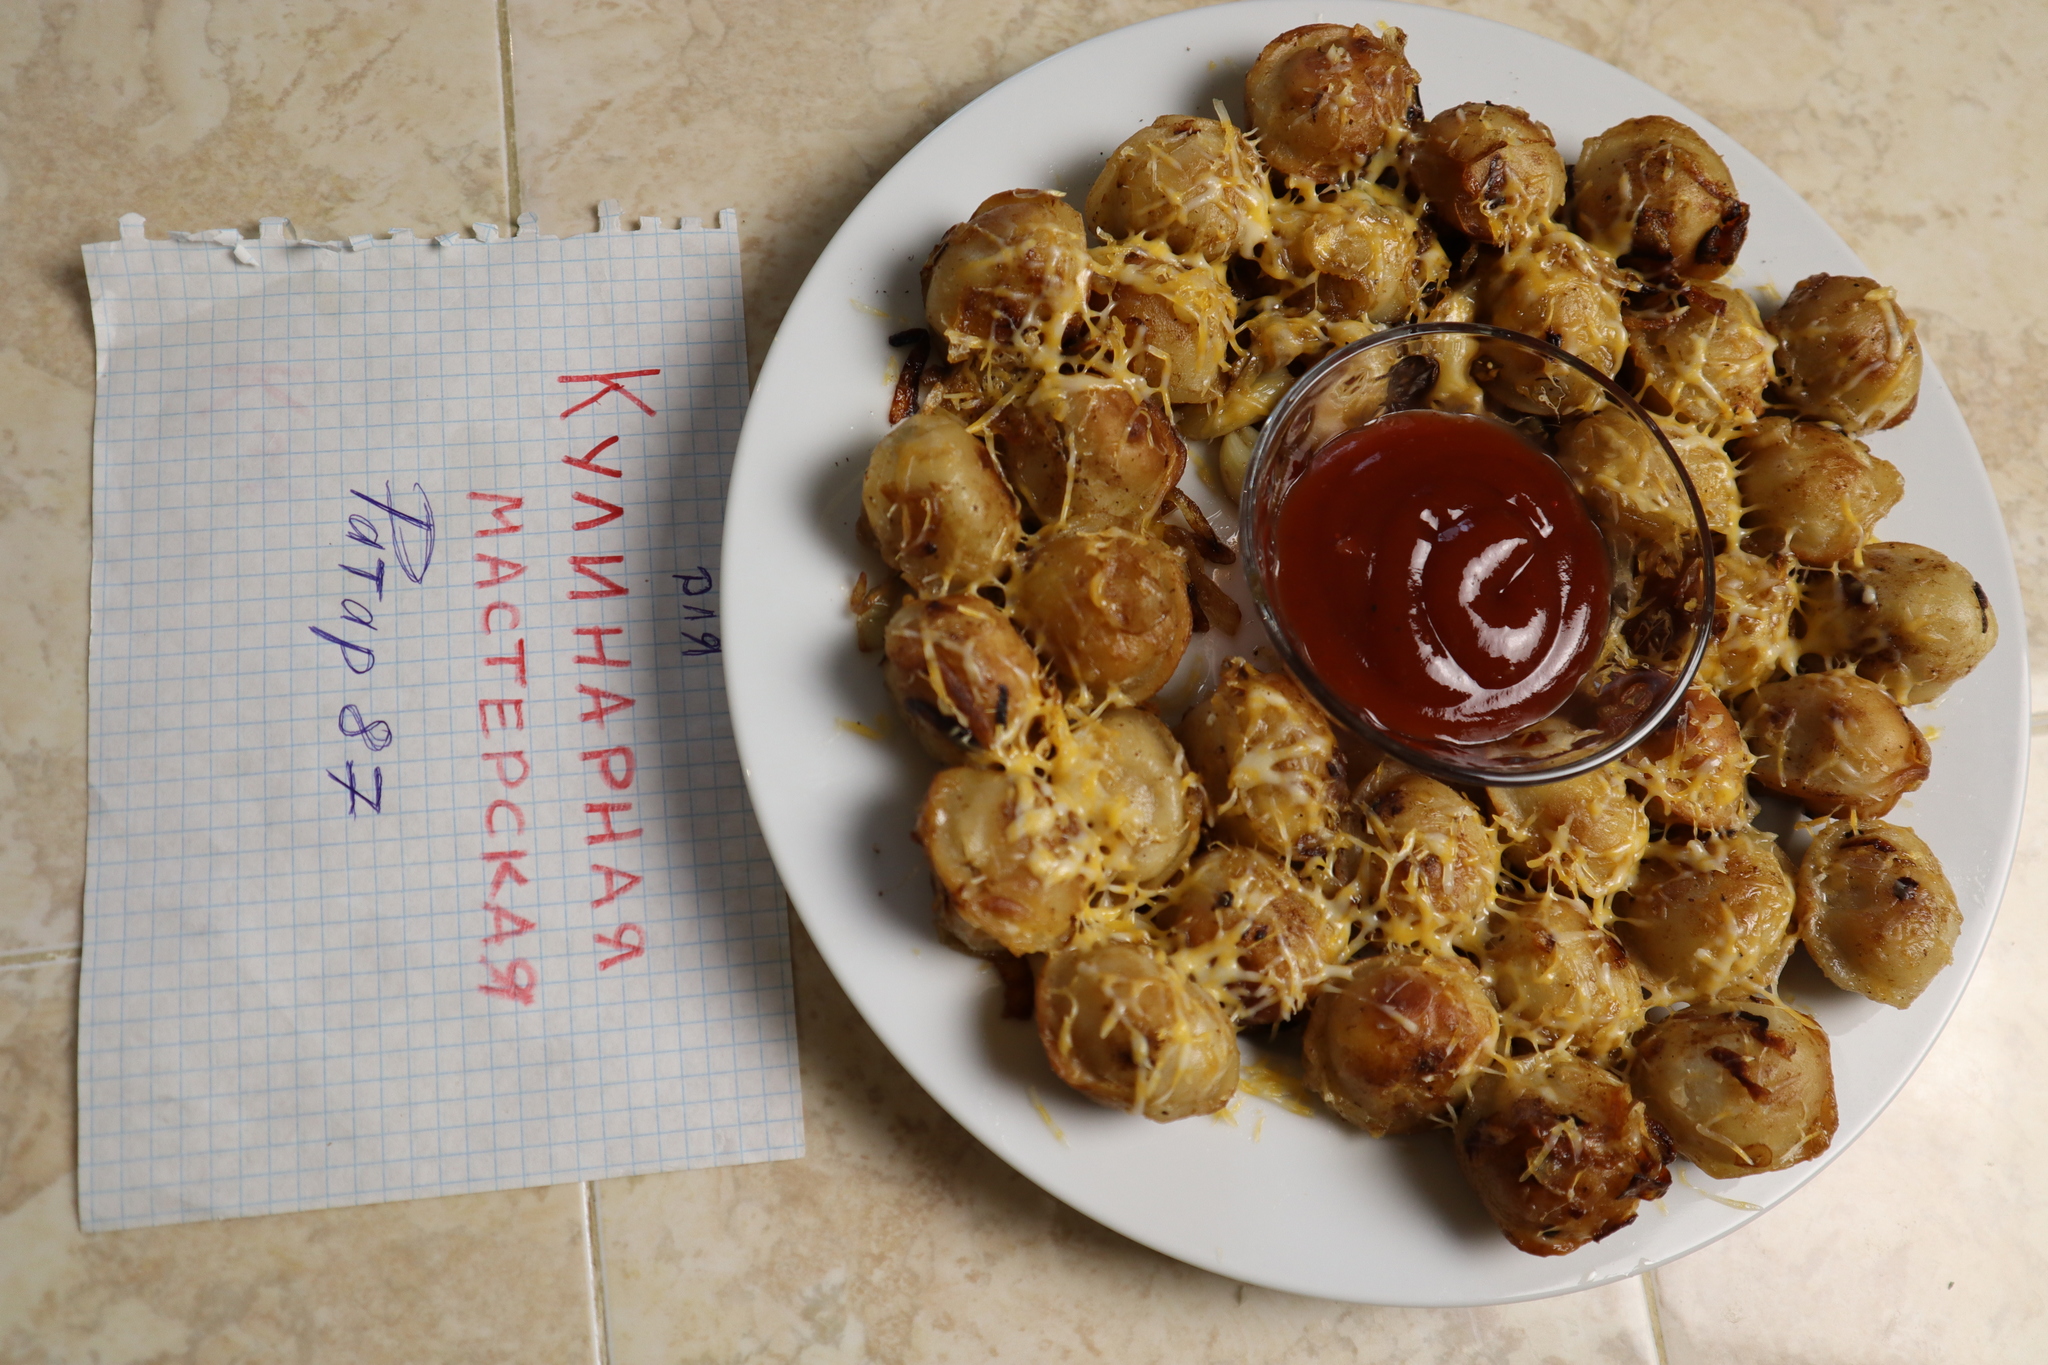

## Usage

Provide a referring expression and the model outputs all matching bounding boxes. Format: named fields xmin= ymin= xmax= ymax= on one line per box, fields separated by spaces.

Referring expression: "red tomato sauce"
xmin=1271 ymin=409 xmax=1610 ymax=745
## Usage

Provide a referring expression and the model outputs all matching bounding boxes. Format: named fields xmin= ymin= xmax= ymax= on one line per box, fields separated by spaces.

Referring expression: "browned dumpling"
xmin=1621 ymin=685 xmax=1755 ymax=831
xmin=1698 ymin=547 xmax=1798 ymax=694
xmin=1732 ymin=418 xmax=1903 ymax=567
xmin=1797 ymin=820 xmax=1960 ymax=1008
xmin=1302 ymin=951 xmax=1498 ymax=1136
xmin=1630 ymin=995 xmax=1837 ymax=1179
xmin=862 ymin=410 xmax=1020 ymax=597
xmin=1767 ymin=273 xmax=1923 ymax=433
xmin=1052 ymin=708 xmax=1204 ymax=888
xmin=1739 ymin=672 xmax=1929 ymax=821
xmin=1624 ymin=282 xmax=1775 ymax=432
xmin=1011 ymin=525 xmax=1191 ymax=704
xmin=1613 ymin=829 xmax=1797 ymax=1004
xmin=1402 ymin=102 xmax=1566 ymax=249
xmin=1454 ymin=1051 xmax=1671 ymax=1256
xmin=1475 ymin=228 xmax=1631 ymax=416
xmin=1353 ymin=760 xmax=1502 ymax=953
xmin=1797 ymin=542 xmax=1998 ymax=704
xmin=1084 ymin=115 xmax=1271 ymax=264
xmin=992 ymin=374 xmax=1185 ymax=528
xmin=1568 ymin=115 xmax=1748 ymax=281
xmin=1265 ymin=184 xmax=1448 ymax=331
xmin=883 ymin=595 xmax=1051 ymax=765
xmin=1089 ymin=247 xmax=1237 ymax=405
xmin=1036 ymin=939 xmax=1240 ymax=1121
xmin=924 ymin=189 xmax=1090 ymax=364
xmin=1244 ymin=23 xmax=1421 ymax=182
xmin=1555 ymin=408 xmax=1737 ymax=554
xmin=917 ymin=767 xmax=1095 ymax=956
xmin=1479 ymin=891 xmax=1649 ymax=1058
xmin=1153 ymin=845 xmax=1342 ymax=1026
xmin=1487 ymin=745 xmax=1649 ymax=900
xmin=1176 ymin=659 xmax=1343 ymax=862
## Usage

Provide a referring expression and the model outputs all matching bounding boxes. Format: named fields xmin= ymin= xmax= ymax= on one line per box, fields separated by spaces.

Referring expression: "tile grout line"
xmin=0 ymin=945 xmax=82 ymax=970
xmin=495 ymin=0 xmax=525 ymax=224
xmin=1641 ymin=1270 xmax=1672 ymax=1365
xmin=585 ymin=1181 xmax=614 ymax=1365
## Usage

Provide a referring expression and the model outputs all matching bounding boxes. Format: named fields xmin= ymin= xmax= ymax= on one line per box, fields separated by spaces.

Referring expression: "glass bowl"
xmin=1240 ymin=322 xmax=1716 ymax=788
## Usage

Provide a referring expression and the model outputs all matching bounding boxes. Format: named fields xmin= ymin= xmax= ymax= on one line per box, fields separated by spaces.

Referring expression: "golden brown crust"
xmin=991 ymin=374 xmax=1186 ymax=528
xmin=1176 ymin=660 xmax=1342 ymax=862
xmin=1087 ymin=247 xmax=1238 ymax=405
xmin=1454 ymin=1053 xmax=1671 ymax=1256
xmin=1010 ymin=525 xmax=1192 ymax=705
xmin=1035 ymin=940 xmax=1240 ymax=1120
xmin=883 ymin=595 xmax=1050 ymax=764
xmin=1796 ymin=542 xmax=1998 ymax=703
xmin=1620 ymin=685 xmax=1755 ymax=832
xmin=1612 ymin=829 xmax=1796 ymax=1003
xmin=924 ymin=190 xmax=1090 ymax=366
xmin=1473 ymin=228 xmax=1631 ymax=416
xmin=1403 ymin=102 xmax=1565 ymax=248
xmin=917 ymin=767 xmax=1094 ymax=955
xmin=1244 ymin=24 xmax=1421 ymax=181
xmin=1623 ymin=282 xmax=1775 ymax=433
xmin=1153 ymin=844 xmax=1338 ymax=1025
xmin=1568 ymin=115 xmax=1748 ymax=281
xmin=1353 ymin=762 xmax=1502 ymax=953
xmin=1698 ymin=547 xmax=1799 ymax=694
xmin=1486 ymin=747 xmax=1649 ymax=901
xmin=1631 ymin=996 xmax=1836 ymax=1178
xmin=1738 ymin=672 xmax=1930 ymax=820
xmin=1767 ymin=273 xmax=1923 ymax=434
xmin=1477 ymin=891 xmax=1649 ymax=1059
xmin=1303 ymin=951 xmax=1497 ymax=1135
xmin=1796 ymin=820 xmax=1960 ymax=1008
xmin=1053 ymin=708 xmax=1205 ymax=889
xmin=862 ymin=410 xmax=1020 ymax=597
xmin=1085 ymin=116 xmax=1272 ymax=264
xmin=1732 ymin=418 xmax=1902 ymax=567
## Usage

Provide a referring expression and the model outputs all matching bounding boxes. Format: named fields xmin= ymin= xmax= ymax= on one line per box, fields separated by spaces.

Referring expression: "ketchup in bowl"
xmin=1271 ymin=408 xmax=1610 ymax=746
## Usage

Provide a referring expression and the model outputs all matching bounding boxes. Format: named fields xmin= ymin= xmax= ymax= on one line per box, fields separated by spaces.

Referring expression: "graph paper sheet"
xmin=77 ymin=205 xmax=802 ymax=1231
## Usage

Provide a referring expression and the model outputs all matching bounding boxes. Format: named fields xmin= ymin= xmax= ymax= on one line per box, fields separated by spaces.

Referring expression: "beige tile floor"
xmin=3 ymin=0 xmax=2044 ymax=1359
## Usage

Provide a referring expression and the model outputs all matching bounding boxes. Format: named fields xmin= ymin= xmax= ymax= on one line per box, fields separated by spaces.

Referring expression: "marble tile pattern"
xmin=2 ymin=0 xmax=2046 ymax=1359
xmin=0 ymin=0 xmax=512 ymax=954
xmin=1 ymin=960 xmax=602 ymax=1363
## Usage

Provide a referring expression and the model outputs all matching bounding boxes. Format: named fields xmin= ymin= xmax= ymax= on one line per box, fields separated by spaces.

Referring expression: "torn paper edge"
xmin=111 ymin=202 xmax=738 ymax=267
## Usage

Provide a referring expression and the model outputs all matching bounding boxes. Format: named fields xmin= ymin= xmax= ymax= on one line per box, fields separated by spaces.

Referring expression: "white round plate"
xmin=723 ymin=0 xmax=2028 ymax=1306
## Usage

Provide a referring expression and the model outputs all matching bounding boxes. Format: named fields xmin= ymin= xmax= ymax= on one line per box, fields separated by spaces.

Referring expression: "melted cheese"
xmin=1237 ymin=1058 xmax=1319 ymax=1116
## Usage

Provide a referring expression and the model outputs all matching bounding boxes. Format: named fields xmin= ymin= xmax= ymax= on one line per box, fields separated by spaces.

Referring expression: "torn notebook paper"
xmin=78 ymin=205 xmax=801 ymax=1230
